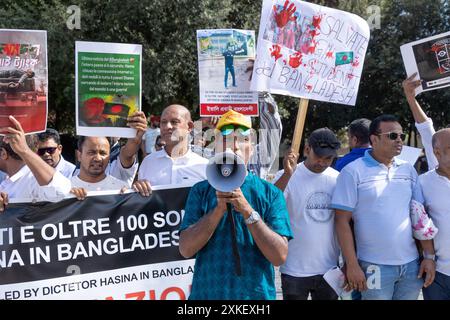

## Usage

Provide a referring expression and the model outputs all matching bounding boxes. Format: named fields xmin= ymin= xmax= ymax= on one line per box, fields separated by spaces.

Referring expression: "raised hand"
xmin=283 ymin=148 xmax=299 ymax=176
xmin=1 ymin=116 xmax=29 ymax=155
xmin=127 ymin=111 xmax=147 ymax=140
xmin=273 ymin=0 xmax=297 ymax=29
xmin=402 ymin=72 xmax=422 ymax=98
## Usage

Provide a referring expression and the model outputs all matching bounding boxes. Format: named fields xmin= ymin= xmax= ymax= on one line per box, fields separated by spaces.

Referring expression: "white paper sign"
xmin=251 ymin=0 xmax=370 ymax=106
xmin=400 ymin=31 xmax=450 ymax=95
xmin=323 ymin=267 xmax=346 ymax=297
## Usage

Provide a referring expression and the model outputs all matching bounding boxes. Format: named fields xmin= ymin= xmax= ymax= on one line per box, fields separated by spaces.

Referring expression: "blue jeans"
xmin=359 ymin=259 xmax=423 ymax=300
xmin=224 ymin=65 xmax=236 ymax=87
xmin=423 ymin=271 xmax=450 ymax=300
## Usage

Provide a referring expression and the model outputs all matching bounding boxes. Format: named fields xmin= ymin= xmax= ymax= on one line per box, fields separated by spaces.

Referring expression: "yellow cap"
xmin=216 ymin=110 xmax=252 ymax=132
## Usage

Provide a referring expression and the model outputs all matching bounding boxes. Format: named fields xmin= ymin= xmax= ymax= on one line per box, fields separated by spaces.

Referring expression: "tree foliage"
xmin=1 ymin=0 xmax=449 ymax=142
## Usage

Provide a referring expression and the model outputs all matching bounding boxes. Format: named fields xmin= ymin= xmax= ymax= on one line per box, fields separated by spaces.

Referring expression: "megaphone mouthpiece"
xmin=220 ymin=164 xmax=234 ymax=177
xmin=206 ymin=151 xmax=246 ymax=193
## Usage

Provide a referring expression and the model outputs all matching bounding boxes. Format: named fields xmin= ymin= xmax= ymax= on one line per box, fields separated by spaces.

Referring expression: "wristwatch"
xmin=245 ymin=211 xmax=261 ymax=225
xmin=423 ymin=251 xmax=436 ymax=261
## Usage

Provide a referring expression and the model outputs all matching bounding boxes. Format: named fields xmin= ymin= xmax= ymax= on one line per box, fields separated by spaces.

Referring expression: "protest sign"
xmin=0 ymin=187 xmax=194 ymax=300
xmin=76 ymin=41 xmax=142 ymax=138
xmin=401 ymin=31 xmax=450 ymax=95
xmin=251 ymin=0 xmax=370 ymax=106
xmin=197 ymin=29 xmax=259 ymax=116
xmin=0 ymin=29 xmax=47 ymax=134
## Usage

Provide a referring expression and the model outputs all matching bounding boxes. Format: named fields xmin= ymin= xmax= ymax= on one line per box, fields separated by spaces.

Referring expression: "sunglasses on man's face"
xmin=377 ymin=132 xmax=406 ymax=141
xmin=37 ymin=147 xmax=58 ymax=156
xmin=220 ymin=124 xmax=251 ymax=136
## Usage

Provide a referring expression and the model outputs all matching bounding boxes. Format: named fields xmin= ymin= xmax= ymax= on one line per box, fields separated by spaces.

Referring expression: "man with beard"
xmin=70 ymin=136 xmax=150 ymax=199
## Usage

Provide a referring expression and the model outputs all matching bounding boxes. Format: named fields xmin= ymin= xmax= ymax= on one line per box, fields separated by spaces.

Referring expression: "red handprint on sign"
xmin=273 ymin=0 xmax=297 ymax=29
xmin=270 ymin=44 xmax=283 ymax=61
xmin=288 ymin=52 xmax=303 ymax=68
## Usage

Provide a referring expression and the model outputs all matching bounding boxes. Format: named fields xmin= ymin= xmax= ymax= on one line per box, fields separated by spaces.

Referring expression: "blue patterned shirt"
xmin=180 ymin=172 xmax=293 ymax=300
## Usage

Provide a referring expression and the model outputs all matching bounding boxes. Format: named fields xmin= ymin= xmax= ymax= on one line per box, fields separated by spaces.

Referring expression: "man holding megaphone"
xmin=179 ymin=110 xmax=293 ymax=300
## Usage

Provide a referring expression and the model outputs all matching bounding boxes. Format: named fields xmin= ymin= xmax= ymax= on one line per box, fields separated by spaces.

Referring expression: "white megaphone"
xmin=206 ymin=150 xmax=247 ymax=192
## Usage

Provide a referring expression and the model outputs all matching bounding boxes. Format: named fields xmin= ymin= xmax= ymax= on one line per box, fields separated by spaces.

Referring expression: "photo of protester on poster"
xmin=197 ymin=29 xmax=258 ymax=116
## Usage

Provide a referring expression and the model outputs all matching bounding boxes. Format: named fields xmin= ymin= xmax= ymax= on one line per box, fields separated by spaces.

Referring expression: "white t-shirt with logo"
xmin=414 ymin=169 xmax=450 ymax=276
xmin=280 ymin=162 xmax=340 ymax=277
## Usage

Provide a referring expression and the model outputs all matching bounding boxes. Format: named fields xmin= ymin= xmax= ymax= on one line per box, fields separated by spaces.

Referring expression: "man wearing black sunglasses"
xmin=37 ymin=129 xmax=76 ymax=178
xmin=332 ymin=114 xmax=435 ymax=300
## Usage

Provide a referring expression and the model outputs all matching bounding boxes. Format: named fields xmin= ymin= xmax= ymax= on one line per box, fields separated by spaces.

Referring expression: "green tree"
xmin=1 ymin=0 xmax=449 ymax=140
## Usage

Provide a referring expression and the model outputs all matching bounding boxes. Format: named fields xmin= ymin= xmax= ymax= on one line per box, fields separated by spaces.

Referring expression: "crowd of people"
xmin=0 ymin=74 xmax=448 ymax=301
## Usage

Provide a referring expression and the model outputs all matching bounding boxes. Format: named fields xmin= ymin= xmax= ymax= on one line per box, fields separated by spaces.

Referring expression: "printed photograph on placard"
xmin=412 ymin=34 xmax=450 ymax=90
xmin=197 ymin=29 xmax=258 ymax=116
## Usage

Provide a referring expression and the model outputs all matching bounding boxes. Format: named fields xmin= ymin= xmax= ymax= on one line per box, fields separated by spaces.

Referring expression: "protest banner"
xmin=0 ymin=187 xmax=194 ymax=300
xmin=197 ymin=29 xmax=259 ymax=116
xmin=76 ymin=41 xmax=142 ymax=138
xmin=0 ymin=29 xmax=48 ymax=134
xmin=251 ymin=0 xmax=370 ymax=152
xmin=401 ymin=31 xmax=450 ymax=95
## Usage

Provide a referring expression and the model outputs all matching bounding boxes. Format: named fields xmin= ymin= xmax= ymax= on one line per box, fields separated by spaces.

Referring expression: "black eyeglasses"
xmin=37 ymin=147 xmax=57 ymax=156
xmin=377 ymin=132 xmax=406 ymax=141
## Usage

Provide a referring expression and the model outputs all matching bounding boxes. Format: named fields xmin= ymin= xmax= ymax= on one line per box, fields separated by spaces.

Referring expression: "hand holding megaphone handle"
xmin=227 ymin=203 xmax=242 ymax=277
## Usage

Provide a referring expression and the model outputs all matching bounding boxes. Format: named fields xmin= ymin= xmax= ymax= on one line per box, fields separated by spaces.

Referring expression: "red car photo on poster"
xmin=0 ymin=68 xmax=47 ymax=134
xmin=0 ymin=30 xmax=48 ymax=135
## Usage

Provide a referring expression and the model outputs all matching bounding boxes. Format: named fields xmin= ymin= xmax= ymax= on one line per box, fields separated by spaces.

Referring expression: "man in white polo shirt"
xmin=0 ymin=116 xmax=71 ymax=209
xmin=280 ymin=128 xmax=341 ymax=300
xmin=138 ymin=104 xmax=208 ymax=186
xmin=414 ymin=128 xmax=450 ymax=300
xmin=332 ymin=114 xmax=435 ymax=300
